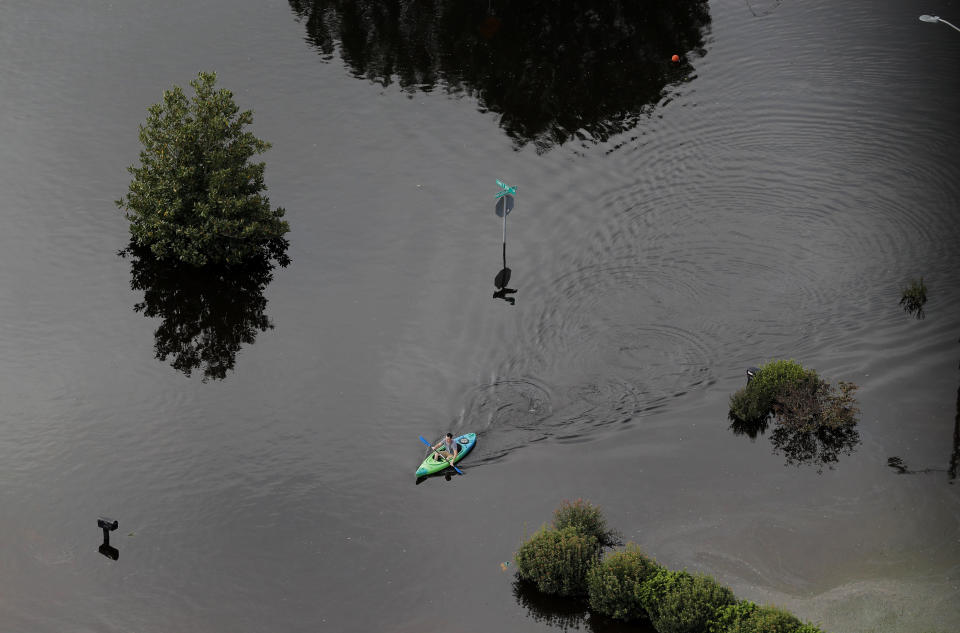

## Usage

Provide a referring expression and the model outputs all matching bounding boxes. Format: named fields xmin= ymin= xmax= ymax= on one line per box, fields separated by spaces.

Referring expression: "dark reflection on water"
xmin=728 ymin=414 xmax=769 ymax=441
xmin=512 ymin=580 xmax=589 ymax=632
xmin=769 ymin=420 xmax=860 ymax=473
xmin=414 ymin=470 xmax=459 ymax=486
xmin=729 ymin=412 xmax=860 ymax=473
xmin=512 ymin=580 xmax=654 ymax=633
xmin=289 ymin=0 xmax=710 ymax=150
xmin=124 ymin=246 xmax=279 ymax=381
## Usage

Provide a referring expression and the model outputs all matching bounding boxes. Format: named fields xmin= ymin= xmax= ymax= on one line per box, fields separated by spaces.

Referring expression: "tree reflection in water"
xmin=512 ymin=580 xmax=587 ymax=632
xmin=768 ymin=420 xmax=860 ymax=472
xmin=125 ymin=246 xmax=280 ymax=381
xmin=289 ymin=0 xmax=711 ymax=151
xmin=729 ymin=411 xmax=861 ymax=474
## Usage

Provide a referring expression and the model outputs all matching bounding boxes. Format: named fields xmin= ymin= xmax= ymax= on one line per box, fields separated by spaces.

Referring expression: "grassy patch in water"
xmin=729 ymin=359 xmax=817 ymax=424
xmin=899 ymin=277 xmax=927 ymax=319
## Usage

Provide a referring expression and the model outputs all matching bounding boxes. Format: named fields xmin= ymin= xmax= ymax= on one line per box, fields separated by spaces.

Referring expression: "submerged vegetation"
xmin=514 ymin=502 xmax=825 ymax=632
xmin=553 ymin=498 xmax=623 ymax=548
xmin=729 ymin=360 xmax=816 ymax=424
xmin=899 ymin=277 xmax=927 ymax=319
xmin=639 ymin=569 xmax=736 ymax=633
xmin=586 ymin=545 xmax=661 ymax=621
xmin=117 ymin=71 xmax=290 ymax=379
xmin=514 ymin=526 xmax=600 ymax=597
xmin=707 ymin=601 xmax=825 ymax=633
xmin=729 ymin=360 xmax=861 ymax=471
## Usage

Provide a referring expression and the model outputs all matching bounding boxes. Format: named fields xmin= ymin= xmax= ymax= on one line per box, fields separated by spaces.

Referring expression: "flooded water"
xmin=1 ymin=0 xmax=959 ymax=631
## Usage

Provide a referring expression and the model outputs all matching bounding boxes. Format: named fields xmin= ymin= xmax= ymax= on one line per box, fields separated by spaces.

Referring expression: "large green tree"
xmin=118 ymin=71 xmax=290 ymax=267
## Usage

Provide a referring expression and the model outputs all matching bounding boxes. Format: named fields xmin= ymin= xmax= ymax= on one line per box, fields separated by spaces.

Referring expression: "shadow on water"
xmin=414 ymin=469 xmax=461 ymax=486
xmin=512 ymin=580 xmax=655 ymax=633
xmin=493 ymin=192 xmax=517 ymax=304
xmin=123 ymin=245 xmax=279 ymax=382
xmin=288 ymin=0 xmax=711 ymax=151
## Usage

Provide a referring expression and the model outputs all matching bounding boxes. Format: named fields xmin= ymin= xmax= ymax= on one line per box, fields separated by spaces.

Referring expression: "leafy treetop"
xmin=117 ymin=71 xmax=290 ymax=267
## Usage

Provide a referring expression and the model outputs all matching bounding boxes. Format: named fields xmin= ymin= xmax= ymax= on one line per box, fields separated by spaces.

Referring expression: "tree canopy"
xmin=118 ymin=71 xmax=290 ymax=267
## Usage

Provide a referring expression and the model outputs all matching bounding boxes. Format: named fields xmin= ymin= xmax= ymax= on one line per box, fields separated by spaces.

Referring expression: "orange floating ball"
xmin=671 ymin=54 xmax=680 ymax=62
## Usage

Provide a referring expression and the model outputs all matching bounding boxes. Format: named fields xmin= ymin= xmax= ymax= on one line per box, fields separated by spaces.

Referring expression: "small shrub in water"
xmin=729 ymin=360 xmax=817 ymax=424
xmin=514 ymin=526 xmax=600 ymax=597
xmin=587 ymin=544 xmax=662 ymax=621
xmin=553 ymin=498 xmax=622 ymax=547
xmin=899 ymin=277 xmax=927 ymax=319
xmin=637 ymin=569 xmax=736 ymax=633
xmin=707 ymin=600 xmax=825 ymax=633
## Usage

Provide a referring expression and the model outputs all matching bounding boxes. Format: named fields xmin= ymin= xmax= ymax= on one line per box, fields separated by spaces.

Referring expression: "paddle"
xmin=419 ymin=435 xmax=464 ymax=475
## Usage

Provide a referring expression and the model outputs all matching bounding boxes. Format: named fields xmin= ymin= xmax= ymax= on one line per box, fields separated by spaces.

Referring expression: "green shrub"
xmin=707 ymin=600 xmax=825 ymax=633
xmin=637 ymin=569 xmax=736 ymax=633
xmin=514 ymin=526 xmax=600 ymax=597
xmin=587 ymin=544 xmax=662 ymax=621
xmin=729 ymin=360 xmax=817 ymax=423
xmin=707 ymin=601 xmax=757 ymax=633
xmin=553 ymin=499 xmax=622 ymax=547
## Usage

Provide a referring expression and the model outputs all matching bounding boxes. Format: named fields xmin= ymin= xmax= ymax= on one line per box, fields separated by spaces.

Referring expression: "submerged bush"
xmin=729 ymin=360 xmax=817 ymax=423
xmin=708 ymin=600 xmax=825 ymax=633
xmin=637 ymin=569 xmax=736 ymax=633
xmin=587 ymin=544 xmax=662 ymax=621
xmin=553 ymin=499 xmax=622 ymax=547
xmin=515 ymin=526 xmax=600 ymax=597
xmin=511 ymin=503 xmax=825 ymax=632
xmin=728 ymin=359 xmax=861 ymax=470
xmin=899 ymin=277 xmax=927 ymax=319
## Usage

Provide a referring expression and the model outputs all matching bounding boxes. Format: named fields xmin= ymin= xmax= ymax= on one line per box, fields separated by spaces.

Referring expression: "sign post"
xmin=494 ymin=179 xmax=516 ymax=256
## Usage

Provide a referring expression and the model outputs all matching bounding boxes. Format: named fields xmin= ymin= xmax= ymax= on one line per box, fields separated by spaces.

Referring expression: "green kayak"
xmin=416 ymin=433 xmax=476 ymax=477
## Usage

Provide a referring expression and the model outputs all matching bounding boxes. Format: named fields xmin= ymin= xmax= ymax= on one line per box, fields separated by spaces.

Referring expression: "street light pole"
xmin=920 ymin=14 xmax=960 ymax=33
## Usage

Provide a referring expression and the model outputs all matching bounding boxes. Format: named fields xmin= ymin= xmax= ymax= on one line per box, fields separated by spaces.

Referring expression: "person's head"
xmin=446 ymin=433 xmax=453 ymax=440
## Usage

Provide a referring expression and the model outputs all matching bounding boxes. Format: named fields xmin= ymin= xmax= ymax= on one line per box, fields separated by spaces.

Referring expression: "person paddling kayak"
xmin=431 ymin=433 xmax=460 ymax=463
